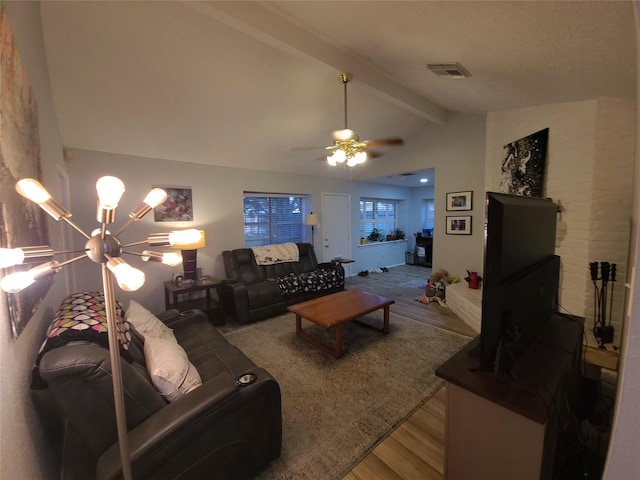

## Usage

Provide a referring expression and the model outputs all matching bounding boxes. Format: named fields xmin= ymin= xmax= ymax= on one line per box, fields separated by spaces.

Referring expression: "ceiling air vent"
xmin=426 ymin=63 xmax=471 ymax=79
xmin=399 ymin=172 xmax=416 ymax=177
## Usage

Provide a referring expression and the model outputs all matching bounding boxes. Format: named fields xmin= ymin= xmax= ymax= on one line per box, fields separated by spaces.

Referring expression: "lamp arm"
xmin=56 ymin=253 xmax=88 ymax=268
xmin=120 ymin=239 xmax=149 ymax=248
xmin=121 ymin=251 xmax=145 ymax=258
xmin=114 ymin=218 xmax=136 ymax=238
xmin=61 ymin=216 xmax=91 ymax=239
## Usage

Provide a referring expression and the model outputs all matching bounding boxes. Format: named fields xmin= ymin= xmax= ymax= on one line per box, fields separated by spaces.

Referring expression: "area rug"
xmin=224 ymin=311 xmax=471 ymax=479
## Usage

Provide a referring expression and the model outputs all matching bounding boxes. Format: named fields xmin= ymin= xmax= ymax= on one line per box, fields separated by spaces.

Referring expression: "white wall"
xmin=603 ymin=2 xmax=640 ymax=475
xmin=65 ymin=149 xmax=427 ymax=313
xmin=0 ymin=2 xmax=70 ymax=479
xmin=486 ymin=96 xmax=638 ymax=478
xmin=485 ymin=99 xmax=635 ymax=347
xmin=364 ymin=113 xmax=487 ymax=278
xmin=64 ymin=111 xmax=487 ymax=316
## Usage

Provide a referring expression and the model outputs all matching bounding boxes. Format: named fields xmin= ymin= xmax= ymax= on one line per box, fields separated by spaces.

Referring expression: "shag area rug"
xmin=224 ymin=310 xmax=471 ymax=480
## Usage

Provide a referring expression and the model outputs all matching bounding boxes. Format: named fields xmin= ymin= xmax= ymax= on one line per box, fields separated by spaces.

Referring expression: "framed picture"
xmin=446 ymin=191 xmax=473 ymax=211
xmin=446 ymin=216 xmax=472 ymax=235
xmin=154 ymin=186 xmax=194 ymax=222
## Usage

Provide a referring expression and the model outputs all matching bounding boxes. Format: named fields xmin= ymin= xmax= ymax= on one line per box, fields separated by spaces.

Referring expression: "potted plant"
xmin=394 ymin=229 xmax=406 ymax=240
xmin=367 ymin=228 xmax=383 ymax=242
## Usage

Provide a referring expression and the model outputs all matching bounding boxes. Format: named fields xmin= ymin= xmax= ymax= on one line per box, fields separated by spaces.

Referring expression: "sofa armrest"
xmin=318 ymin=261 xmax=345 ymax=277
xmin=217 ymin=282 xmax=251 ymax=324
xmin=155 ymin=309 xmax=181 ymax=323
xmin=160 ymin=309 xmax=209 ymax=329
xmin=97 ymin=367 xmax=281 ymax=480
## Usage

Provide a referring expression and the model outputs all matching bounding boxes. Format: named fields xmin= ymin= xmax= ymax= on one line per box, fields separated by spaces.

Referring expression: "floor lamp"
xmin=305 ymin=212 xmax=319 ymax=248
xmin=0 ymin=176 xmax=198 ymax=480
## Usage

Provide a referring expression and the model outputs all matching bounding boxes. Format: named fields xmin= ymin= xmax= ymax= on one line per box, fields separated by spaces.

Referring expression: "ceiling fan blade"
xmin=367 ymin=150 xmax=383 ymax=159
xmin=363 ymin=137 xmax=405 ymax=148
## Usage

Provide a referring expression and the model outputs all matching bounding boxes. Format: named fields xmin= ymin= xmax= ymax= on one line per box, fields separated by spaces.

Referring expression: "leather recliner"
xmin=219 ymin=242 xmax=345 ymax=324
xmin=33 ymin=306 xmax=282 ymax=480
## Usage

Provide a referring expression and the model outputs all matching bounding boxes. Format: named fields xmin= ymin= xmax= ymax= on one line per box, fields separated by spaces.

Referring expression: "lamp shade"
xmin=169 ymin=230 xmax=206 ymax=281
xmin=305 ymin=213 xmax=319 ymax=226
xmin=170 ymin=229 xmax=206 ymax=249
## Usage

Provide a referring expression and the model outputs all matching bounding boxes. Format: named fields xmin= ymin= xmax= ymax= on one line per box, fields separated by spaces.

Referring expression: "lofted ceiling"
xmin=39 ymin=1 xmax=636 ymax=187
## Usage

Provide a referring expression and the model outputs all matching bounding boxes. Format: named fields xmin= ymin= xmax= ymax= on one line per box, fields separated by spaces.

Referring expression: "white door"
xmin=321 ymin=193 xmax=352 ymax=276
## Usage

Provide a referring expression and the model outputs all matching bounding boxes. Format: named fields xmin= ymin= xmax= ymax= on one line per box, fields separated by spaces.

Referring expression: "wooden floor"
xmin=343 ymin=265 xmax=476 ymax=480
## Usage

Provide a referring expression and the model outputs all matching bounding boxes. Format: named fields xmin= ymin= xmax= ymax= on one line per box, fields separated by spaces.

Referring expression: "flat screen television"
xmin=478 ymin=192 xmax=560 ymax=374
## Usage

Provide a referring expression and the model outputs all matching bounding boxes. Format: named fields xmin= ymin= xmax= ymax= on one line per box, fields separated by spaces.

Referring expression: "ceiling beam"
xmin=185 ymin=1 xmax=450 ymax=124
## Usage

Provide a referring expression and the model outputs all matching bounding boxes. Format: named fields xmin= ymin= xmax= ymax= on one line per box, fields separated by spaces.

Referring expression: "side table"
xmin=164 ymin=275 xmax=224 ymax=325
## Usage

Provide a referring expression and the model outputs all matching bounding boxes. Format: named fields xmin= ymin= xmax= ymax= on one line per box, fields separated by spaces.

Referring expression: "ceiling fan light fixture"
xmin=327 ymin=149 xmax=346 ymax=165
xmin=353 ymin=150 xmax=367 ymax=165
xmin=319 ymin=72 xmax=403 ymax=168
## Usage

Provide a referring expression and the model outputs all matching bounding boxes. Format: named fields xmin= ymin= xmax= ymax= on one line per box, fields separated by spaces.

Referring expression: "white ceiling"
xmin=40 ymin=1 xmax=636 ymax=187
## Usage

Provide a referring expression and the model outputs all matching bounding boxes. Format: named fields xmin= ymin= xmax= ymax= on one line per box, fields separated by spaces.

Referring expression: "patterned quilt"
xmin=31 ymin=292 xmax=132 ymax=388
xmin=251 ymin=242 xmax=299 ymax=265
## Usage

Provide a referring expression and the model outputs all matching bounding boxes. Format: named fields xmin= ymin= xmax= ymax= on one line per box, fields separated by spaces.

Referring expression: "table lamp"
xmin=305 ymin=212 xmax=319 ymax=247
xmin=171 ymin=229 xmax=206 ymax=281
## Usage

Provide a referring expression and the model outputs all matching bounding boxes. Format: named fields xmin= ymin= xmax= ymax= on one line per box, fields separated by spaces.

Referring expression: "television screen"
xmin=478 ymin=192 xmax=559 ymax=373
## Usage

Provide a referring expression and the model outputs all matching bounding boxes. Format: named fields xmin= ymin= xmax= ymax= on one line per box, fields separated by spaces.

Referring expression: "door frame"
xmin=321 ymin=192 xmax=352 ymax=274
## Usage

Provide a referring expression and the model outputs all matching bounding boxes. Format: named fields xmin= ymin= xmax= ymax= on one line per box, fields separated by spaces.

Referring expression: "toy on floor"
xmin=415 ymin=268 xmax=450 ymax=307
xmin=415 ymin=293 xmax=447 ymax=307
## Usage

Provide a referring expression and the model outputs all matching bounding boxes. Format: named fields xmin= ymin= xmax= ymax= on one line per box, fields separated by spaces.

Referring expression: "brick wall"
xmin=485 ymin=98 xmax=635 ymax=347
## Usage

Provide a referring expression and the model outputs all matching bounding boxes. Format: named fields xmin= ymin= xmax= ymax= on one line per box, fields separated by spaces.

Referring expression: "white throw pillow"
xmin=144 ymin=336 xmax=202 ymax=402
xmin=126 ymin=300 xmax=176 ymax=342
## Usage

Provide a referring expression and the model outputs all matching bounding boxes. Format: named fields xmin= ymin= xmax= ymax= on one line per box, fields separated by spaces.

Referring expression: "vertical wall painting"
xmin=500 ymin=128 xmax=549 ymax=198
xmin=0 ymin=7 xmax=53 ymax=337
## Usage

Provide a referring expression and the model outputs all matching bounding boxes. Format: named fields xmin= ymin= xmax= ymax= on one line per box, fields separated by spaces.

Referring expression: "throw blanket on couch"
xmin=251 ymin=242 xmax=299 ymax=265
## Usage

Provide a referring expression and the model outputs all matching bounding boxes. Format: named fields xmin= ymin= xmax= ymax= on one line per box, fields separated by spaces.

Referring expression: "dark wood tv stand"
xmin=436 ymin=313 xmax=583 ymax=480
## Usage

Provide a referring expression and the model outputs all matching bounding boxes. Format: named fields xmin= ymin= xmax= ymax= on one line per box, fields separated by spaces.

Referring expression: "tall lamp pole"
xmin=0 ymin=177 xmax=203 ymax=479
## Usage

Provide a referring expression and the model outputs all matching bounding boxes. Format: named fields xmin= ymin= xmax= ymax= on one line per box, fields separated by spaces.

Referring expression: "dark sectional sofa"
xmin=219 ymin=242 xmax=345 ymax=324
xmin=33 ymin=293 xmax=281 ymax=480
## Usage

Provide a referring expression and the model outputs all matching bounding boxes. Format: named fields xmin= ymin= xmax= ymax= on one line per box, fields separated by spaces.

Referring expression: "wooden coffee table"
xmin=288 ymin=289 xmax=395 ymax=358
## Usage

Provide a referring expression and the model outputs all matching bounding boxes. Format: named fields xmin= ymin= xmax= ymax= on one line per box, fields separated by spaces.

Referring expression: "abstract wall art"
xmin=153 ymin=186 xmax=194 ymax=222
xmin=500 ymin=128 xmax=549 ymax=198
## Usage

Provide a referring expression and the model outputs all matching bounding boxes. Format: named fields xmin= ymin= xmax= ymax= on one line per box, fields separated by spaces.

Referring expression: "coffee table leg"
xmin=295 ymin=314 xmax=344 ymax=359
xmin=335 ymin=324 xmax=344 ymax=359
xmin=382 ymin=305 xmax=390 ymax=334
xmin=296 ymin=314 xmax=302 ymax=335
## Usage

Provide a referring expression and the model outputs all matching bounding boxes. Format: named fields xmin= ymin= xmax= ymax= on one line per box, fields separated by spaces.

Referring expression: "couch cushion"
xmin=144 ymin=336 xmax=202 ymax=402
xmin=190 ymin=343 xmax=258 ymax=383
xmin=125 ymin=300 xmax=176 ymax=342
xmin=246 ymin=280 xmax=283 ymax=309
xmin=226 ymin=248 xmax=266 ymax=284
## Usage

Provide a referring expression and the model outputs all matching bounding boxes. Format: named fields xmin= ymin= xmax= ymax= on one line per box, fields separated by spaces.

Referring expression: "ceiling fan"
xmin=299 ymin=73 xmax=404 ymax=167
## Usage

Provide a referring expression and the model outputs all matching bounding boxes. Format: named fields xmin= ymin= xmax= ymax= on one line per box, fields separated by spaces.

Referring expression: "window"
xmin=360 ymin=198 xmax=399 ymax=239
xmin=422 ymin=199 xmax=435 ymax=231
xmin=243 ymin=193 xmax=309 ymax=247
